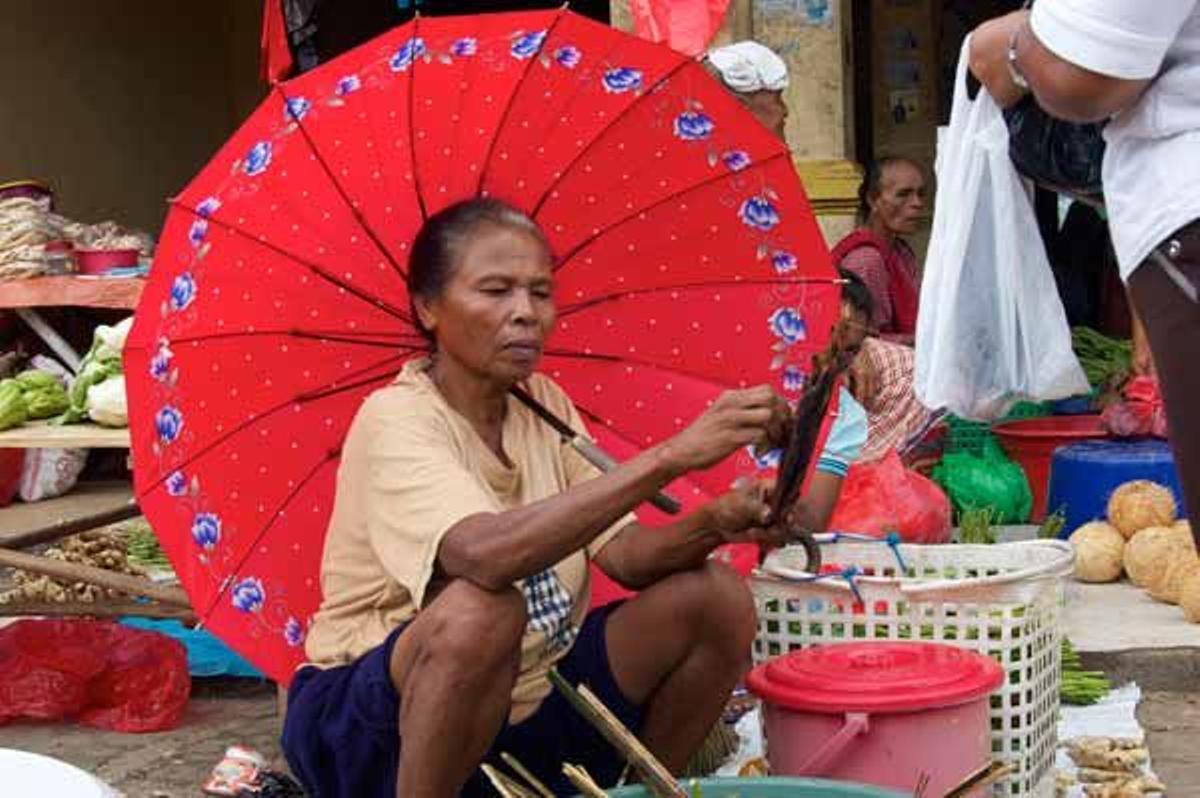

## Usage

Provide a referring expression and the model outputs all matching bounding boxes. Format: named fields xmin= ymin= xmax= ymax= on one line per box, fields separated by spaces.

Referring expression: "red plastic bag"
xmin=1103 ymin=376 xmax=1168 ymax=438
xmin=827 ymin=450 xmax=952 ymax=544
xmin=0 ymin=619 xmax=190 ymax=732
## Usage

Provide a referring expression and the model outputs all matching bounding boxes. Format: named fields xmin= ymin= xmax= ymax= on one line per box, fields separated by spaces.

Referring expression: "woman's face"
xmin=416 ymin=223 xmax=556 ymax=386
xmin=869 ymin=161 xmax=927 ymax=237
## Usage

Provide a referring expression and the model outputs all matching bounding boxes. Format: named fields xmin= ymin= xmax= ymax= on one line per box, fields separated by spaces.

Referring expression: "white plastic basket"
xmin=751 ymin=538 xmax=1074 ymax=798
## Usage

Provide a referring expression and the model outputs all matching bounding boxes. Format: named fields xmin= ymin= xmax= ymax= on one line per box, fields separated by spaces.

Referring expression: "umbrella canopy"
xmin=125 ymin=8 xmax=838 ymax=683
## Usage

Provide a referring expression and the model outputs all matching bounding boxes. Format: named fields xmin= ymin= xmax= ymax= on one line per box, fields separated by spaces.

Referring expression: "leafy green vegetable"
xmin=0 ymin=379 xmax=29 ymax=431
xmin=1072 ymin=327 xmax=1132 ymax=390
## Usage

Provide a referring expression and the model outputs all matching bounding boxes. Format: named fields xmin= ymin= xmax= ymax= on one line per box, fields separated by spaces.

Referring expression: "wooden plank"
xmin=0 ymin=546 xmax=191 ymax=606
xmin=0 ymin=482 xmax=133 ymax=545
xmin=0 ymin=275 xmax=145 ymax=310
xmin=0 ymin=600 xmax=196 ymax=623
xmin=0 ymin=420 xmax=130 ymax=448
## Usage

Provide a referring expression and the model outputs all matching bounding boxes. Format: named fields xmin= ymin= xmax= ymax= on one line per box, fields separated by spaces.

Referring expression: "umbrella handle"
xmin=570 ymin=437 xmax=682 ymax=515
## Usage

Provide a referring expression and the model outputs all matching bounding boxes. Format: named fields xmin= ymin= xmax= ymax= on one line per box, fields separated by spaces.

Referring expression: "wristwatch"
xmin=1006 ymin=24 xmax=1031 ymax=92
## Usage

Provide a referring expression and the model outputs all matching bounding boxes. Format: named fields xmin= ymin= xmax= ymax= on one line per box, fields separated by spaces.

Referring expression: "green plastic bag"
xmin=932 ymin=436 xmax=1033 ymax=524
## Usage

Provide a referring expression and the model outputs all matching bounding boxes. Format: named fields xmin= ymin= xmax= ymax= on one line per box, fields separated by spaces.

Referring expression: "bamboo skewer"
xmin=500 ymin=752 xmax=555 ymax=798
xmin=0 ymin=546 xmax=191 ymax=607
xmin=562 ymin=764 xmax=608 ymax=798
xmin=548 ymin=669 xmax=685 ymax=798
xmin=943 ymin=762 xmax=1015 ymax=798
xmin=481 ymin=764 xmax=535 ymax=798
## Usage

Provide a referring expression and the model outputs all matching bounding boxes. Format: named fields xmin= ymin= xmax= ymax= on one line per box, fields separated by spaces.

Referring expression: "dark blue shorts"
xmin=281 ymin=602 xmax=641 ymax=798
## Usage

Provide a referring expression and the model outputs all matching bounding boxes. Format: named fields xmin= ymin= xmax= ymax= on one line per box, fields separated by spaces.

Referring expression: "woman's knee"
xmin=419 ymin=580 xmax=527 ymax=667
xmin=682 ymin=563 xmax=758 ymax=649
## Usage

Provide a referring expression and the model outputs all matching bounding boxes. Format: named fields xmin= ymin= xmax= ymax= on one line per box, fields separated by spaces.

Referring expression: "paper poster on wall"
xmin=889 ymin=89 xmax=920 ymax=124
xmin=757 ymin=0 xmax=834 ymax=27
xmin=884 ymin=59 xmax=921 ymax=88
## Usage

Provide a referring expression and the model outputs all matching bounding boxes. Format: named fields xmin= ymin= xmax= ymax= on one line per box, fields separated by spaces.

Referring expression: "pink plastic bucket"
xmin=746 ymin=642 xmax=1003 ymax=796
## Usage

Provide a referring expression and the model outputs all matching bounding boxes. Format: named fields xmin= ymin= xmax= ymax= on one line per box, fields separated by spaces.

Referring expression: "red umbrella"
xmin=125 ymin=8 xmax=838 ymax=683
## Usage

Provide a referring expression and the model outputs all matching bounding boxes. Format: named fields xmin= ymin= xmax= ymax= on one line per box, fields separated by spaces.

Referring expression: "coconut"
xmin=1123 ymin=525 xmax=1196 ymax=588
xmin=1107 ymin=481 xmax=1177 ymax=539
xmin=1180 ymin=573 xmax=1200 ymax=624
xmin=1149 ymin=555 xmax=1200 ymax=604
xmin=1069 ymin=521 xmax=1126 ymax=583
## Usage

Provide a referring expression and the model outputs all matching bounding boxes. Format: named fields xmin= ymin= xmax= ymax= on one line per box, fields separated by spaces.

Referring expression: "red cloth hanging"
xmin=260 ymin=0 xmax=294 ymax=84
xmin=631 ymin=0 xmax=732 ymax=57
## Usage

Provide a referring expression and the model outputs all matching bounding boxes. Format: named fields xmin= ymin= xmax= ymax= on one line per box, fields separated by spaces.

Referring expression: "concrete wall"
xmin=0 ymin=0 xmax=265 ymax=235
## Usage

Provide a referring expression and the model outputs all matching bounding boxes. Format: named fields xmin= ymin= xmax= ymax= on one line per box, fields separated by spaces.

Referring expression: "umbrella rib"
xmin=197 ymin=448 xmax=339 ymax=621
xmin=542 ymin=348 xmax=743 ymax=391
xmin=553 ymin=151 xmax=791 ymax=268
xmin=126 ymin=329 xmax=424 ymax=352
xmin=475 ymin=6 xmax=570 ymax=196
xmin=136 ymin=351 xmax=411 ymax=499
xmin=408 ymin=14 xmax=428 ymax=222
xmin=172 ymin=199 xmax=411 ymax=321
xmin=556 ymin=276 xmax=837 ymax=317
xmin=529 ymin=56 xmax=693 ymax=218
xmin=275 ymin=84 xmax=408 ymax=279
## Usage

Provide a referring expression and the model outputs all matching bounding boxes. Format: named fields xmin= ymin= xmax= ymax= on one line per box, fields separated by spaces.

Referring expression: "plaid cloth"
xmin=857 ymin=337 xmax=940 ymax=462
xmin=522 ymin=569 xmax=578 ymax=654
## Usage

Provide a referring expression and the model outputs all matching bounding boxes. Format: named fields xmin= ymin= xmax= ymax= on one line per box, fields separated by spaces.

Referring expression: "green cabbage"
xmin=0 ymin=379 xmax=29 ymax=431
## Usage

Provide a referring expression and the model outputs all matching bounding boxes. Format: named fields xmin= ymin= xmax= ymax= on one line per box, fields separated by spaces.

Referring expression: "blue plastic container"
xmin=1047 ymin=439 xmax=1185 ymax=537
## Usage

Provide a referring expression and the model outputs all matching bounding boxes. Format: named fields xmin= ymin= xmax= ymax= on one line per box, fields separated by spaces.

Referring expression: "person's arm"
xmin=969 ymin=4 xmax=1193 ymax=120
xmin=592 ymin=480 xmax=773 ymax=590
xmin=436 ymin=386 xmax=788 ymax=592
xmin=1129 ymin=293 xmax=1157 ymax=377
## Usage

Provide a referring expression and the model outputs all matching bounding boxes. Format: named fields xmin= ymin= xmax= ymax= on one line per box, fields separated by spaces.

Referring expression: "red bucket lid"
xmin=746 ymin=642 xmax=1004 ymax=714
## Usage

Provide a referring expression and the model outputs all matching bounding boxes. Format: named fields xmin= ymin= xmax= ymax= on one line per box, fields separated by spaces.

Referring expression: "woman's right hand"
xmin=661 ymin=386 xmax=790 ymax=475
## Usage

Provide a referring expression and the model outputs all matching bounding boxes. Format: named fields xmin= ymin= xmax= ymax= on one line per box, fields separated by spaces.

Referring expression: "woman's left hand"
xmin=705 ymin=479 xmax=774 ymax=541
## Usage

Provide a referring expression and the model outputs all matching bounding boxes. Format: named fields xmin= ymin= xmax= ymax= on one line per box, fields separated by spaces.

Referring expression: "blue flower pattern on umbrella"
xmin=511 ymin=30 xmax=546 ymax=60
xmin=769 ymin=307 xmax=807 ymax=345
xmin=284 ymin=617 xmax=305 ymax=647
xmin=166 ymin=470 xmax=188 ymax=497
xmin=195 ymin=197 xmax=221 ymax=218
xmin=335 ymin=75 xmax=361 ymax=96
xmin=602 ymin=67 xmax=642 ymax=94
xmin=156 ymin=406 xmax=184 ymax=444
xmin=722 ymin=150 xmax=751 ymax=171
xmin=772 ymin=251 xmax=798 ymax=274
xmin=170 ymin=272 xmax=196 ymax=311
xmin=150 ymin=342 xmax=173 ymax=381
xmin=188 ymin=219 xmax=207 ymax=248
xmin=554 ymin=45 xmax=581 ymax=69
xmin=739 ymin=196 xmax=780 ymax=232
xmin=783 ymin=365 xmax=806 ymax=393
xmin=674 ymin=111 xmax=714 ymax=142
xmin=231 ymin=577 xmax=265 ymax=613
xmin=244 ymin=141 xmax=272 ymax=177
xmin=391 ymin=37 xmax=426 ymax=71
xmin=450 ymin=37 xmax=478 ymax=57
xmin=285 ymin=96 xmax=311 ymax=122
xmin=192 ymin=512 xmax=222 ymax=550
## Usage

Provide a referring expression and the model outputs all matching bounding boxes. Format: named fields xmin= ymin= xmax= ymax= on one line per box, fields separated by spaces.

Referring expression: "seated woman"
xmin=831 ymin=158 xmax=928 ymax=344
xmin=280 ymin=198 xmax=798 ymax=798
xmin=839 ymin=270 xmax=941 ymax=466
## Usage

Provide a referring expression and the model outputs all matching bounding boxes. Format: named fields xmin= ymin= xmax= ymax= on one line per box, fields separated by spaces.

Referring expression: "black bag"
xmin=1003 ymin=95 xmax=1107 ymax=202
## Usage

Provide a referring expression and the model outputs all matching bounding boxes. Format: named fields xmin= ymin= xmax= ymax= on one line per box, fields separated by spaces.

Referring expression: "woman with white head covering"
xmin=704 ymin=41 xmax=790 ymax=140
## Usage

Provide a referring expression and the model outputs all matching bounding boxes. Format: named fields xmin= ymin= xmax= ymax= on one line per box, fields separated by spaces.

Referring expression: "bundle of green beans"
xmin=123 ymin=519 xmax=172 ymax=569
xmin=1072 ymin=327 xmax=1132 ymax=389
xmin=1061 ymin=637 xmax=1111 ymax=705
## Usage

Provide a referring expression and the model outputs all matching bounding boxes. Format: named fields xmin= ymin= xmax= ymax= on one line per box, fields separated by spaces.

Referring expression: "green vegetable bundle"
xmin=0 ymin=370 xmax=70 ymax=431
xmin=1072 ymin=326 xmax=1132 ymax=389
xmin=0 ymin=379 xmax=29 ymax=431
xmin=54 ymin=322 xmax=128 ymax=425
xmin=1061 ymin=637 xmax=1111 ymax=705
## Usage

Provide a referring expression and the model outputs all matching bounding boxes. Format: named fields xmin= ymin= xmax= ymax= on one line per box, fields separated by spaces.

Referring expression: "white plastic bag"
xmin=915 ymin=39 xmax=1088 ymax=421
xmin=19 ymin=448 xmax=88 ymax=502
